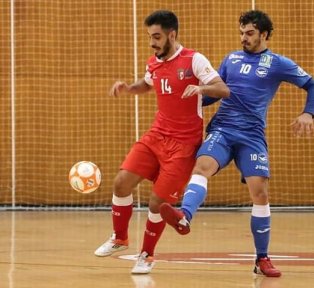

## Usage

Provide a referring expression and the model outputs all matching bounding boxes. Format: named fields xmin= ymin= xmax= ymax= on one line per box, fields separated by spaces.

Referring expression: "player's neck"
xmin=255 ymin=45 xmax=268 ymax=53
xmin=245 ymin=45 xmax=268 ymax=54
xmin=163 ymin=43 xmax=180 ymax=61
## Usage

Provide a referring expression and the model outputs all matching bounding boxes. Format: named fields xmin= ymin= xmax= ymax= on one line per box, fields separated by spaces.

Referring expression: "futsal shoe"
xmin=159 ymin=203 xmax=190 ymax=235
xmin=253 ymin=257 xmax=282 ymax=277
xmin=131 ymin=251 xmax=155 ymax=274
xmin=94 ymin=233 xmax=128 ymax=257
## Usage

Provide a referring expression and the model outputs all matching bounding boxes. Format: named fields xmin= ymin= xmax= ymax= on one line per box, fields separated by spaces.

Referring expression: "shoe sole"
xmin=131 ymin=268 xmax=153 ymax=274
xmin=253 ymin=266 xmax=282 ymax=277
xmin=160 ymin=203 xmax=190 ymax=235
xmin=94 ymin=245 xmax=128 ymax=257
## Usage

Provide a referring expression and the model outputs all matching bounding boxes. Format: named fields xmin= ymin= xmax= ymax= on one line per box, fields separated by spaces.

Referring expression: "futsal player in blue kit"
xmin=160 ymin=10 xmax=314 ymax=277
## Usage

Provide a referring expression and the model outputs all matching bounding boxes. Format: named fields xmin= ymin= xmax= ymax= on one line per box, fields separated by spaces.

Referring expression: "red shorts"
xmin=121 ymin=130 xmax=199 ymax=204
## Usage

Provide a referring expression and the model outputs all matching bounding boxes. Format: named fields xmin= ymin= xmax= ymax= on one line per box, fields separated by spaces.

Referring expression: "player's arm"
xmin=202 ymin=55 xmax=229 ymax=106
xmin=202 ymin=95 xmax=220 ymax=106
xmin=109 ymin=78 xmax=153 ymax=97
xmin=291 ymin=78 xmax=314 ymax=136
xmin=182 ymin=53 xmax=229 ymax=99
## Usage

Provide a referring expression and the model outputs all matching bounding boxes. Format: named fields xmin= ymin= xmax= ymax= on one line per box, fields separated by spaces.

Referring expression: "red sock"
xmin=112 ymin=204 xmax=132 ymax=240
xmin=141 ymin=219 xmax=166 ymax=256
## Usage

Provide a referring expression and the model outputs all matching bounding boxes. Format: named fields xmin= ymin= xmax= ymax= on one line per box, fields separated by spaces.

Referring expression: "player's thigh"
xmin=234 ymin=139 xmax=270 ymax=180
xmin=113 ymin=170 xmax=143 ymax=196
xmin=121 ymin=142 xmax=159 ymax=182
xmin=192 ymin=155 xmax=220 ymax=178
xmin=196 ymin=130 xmax=233 ymax=172
xmin=153 ymin=144 xmax=197 ymax=204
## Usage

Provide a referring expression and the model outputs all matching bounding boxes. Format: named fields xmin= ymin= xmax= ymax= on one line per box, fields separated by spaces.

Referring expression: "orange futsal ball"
xmin=69 ymin=161 xmax=101 ymax=193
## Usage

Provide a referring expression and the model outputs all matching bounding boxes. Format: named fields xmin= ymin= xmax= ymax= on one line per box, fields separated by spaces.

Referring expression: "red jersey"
xmin=144 ymin=46 xmax=218 ymax=145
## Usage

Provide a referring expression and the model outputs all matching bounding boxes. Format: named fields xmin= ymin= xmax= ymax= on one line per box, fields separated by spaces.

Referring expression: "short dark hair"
xmin=144 ymin=10 xmax=179 ymax=35
xmin=239 ymin=10 xmax=273 ymax=40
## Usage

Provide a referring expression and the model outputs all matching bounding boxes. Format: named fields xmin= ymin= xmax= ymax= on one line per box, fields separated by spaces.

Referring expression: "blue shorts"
xmin=197 ymin=128 xmax=269 ymax=182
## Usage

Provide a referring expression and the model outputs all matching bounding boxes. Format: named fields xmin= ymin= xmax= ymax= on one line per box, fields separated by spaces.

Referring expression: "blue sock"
xmin=251 ymin=204 xmax=271 ymax=259
xmin=181 ymin=175 xmax=207 ymax=222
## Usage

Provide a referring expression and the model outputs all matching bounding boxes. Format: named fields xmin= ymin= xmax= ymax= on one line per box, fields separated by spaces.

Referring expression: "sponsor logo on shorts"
xmin=204 ymin=132 xmax=221 ymax=152
xmin=255 ymin=164 xmax=269 ymax=171
xmin=258 ymin=153 xmax=268 ymax=164
xmin=170 ymin=191 xmax=179 ymax=199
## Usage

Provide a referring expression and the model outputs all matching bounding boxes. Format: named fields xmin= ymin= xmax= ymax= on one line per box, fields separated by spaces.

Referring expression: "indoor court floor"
xmin=0 ymin=210 xmax=313 ymax=288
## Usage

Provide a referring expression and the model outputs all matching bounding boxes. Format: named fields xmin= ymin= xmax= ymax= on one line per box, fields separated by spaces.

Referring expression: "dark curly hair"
xmin=144 ymin=10 xmax=179 ymax=36
xmin=239 ymin=10 xmax=273 ymax=40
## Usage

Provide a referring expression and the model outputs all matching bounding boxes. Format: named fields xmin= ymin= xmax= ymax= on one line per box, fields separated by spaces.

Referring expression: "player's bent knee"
xmin=113 ymin=170 xmax=141 ymax=196
xmin=192 ymin=156 xmax=219 ymax=178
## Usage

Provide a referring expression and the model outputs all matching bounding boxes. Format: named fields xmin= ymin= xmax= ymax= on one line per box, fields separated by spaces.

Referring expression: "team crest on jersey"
xmin=177 ymin=69 xmax=185 ymax=80
xmin=255 ymin=67 xmax=268 ymax=78
xmin=259 ymin=54 xmax=273 ymax=68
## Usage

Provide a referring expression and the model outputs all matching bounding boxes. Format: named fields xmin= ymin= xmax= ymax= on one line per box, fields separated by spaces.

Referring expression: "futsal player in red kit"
xmin=94 ymin=10 xmax=230 ymax=274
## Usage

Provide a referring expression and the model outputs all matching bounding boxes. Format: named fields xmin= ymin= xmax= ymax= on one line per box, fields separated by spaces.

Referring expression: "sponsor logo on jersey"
xmin=184 ymin=68 xmax=193 ymax=78
xmin=229 ymin=54 xmax=244 ymax=60
xmin=259 ymin=54 xmax=273 ymax=68
xmin=231 ymin=59 xmax=241 ymax=64
xmin=297 ymin=66 xmax=308 ymax=76
xmin=255 ymin=67 xmax=268 ymax=78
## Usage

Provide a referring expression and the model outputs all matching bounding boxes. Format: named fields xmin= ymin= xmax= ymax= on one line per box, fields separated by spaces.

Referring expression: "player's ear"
xmin=261 ymin=30 xmax=268 ymax=41
xmin=169 ymin=29 xmax=176 ymax=41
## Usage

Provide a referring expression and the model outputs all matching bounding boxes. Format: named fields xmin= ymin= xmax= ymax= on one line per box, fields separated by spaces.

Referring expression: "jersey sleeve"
xmin=277 ymin=56 xmax=311 ymax=87
xmin=192 ymin=53 xmax=219 ymax=84
xmin=217 ymin=55 xmax=229 ymax=82
xmin=144 ymin=64 xmax=154 ymax=86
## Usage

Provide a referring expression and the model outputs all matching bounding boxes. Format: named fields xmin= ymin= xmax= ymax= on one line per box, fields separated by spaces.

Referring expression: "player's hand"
xmin=182 ymin=85 xmax=201 ymax=98
xmin=109 ymin=81 xmax=129 ymax=97
xmin=290 ymin=113 xmax=314 ymax=137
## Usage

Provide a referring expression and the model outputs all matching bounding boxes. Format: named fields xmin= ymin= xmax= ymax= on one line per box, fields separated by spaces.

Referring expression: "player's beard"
xmin=156 ymin=39 xmax=171 ymax=59
xmin=242 ymin=38 xmax=261 ymax=53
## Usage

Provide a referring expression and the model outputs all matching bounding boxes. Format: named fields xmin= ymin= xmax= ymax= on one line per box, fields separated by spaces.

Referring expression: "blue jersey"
xmin=208 ymin=49 xmax=312 ymax=135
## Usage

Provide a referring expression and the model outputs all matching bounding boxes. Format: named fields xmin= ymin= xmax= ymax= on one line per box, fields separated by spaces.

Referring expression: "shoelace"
xmin=137 ymin=254 xmax=153 ymax=266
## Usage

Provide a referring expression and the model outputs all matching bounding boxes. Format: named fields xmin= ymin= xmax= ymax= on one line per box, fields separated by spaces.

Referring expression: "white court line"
xmin=8 ymin=211 xmax=16 ymax=288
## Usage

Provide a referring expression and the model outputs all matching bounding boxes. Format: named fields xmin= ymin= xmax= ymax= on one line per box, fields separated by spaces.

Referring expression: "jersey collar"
xmin=156 ymin=45 xmax=183 ymax=62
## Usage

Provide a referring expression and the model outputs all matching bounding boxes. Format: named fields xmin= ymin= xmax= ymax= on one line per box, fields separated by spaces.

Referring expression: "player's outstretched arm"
xmin=109 ymin=79 xmax=152 ymax=97
xmin=291 ymin=78 xmax=314 ymax=136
